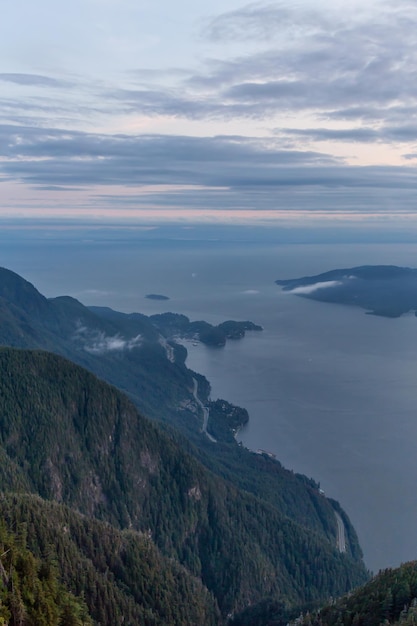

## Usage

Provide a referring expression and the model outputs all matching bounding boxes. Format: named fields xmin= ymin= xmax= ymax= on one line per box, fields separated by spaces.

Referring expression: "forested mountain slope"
xmin=0 ymin=348 xmax=368 ymax=618
xmin=0 ymin=493 xmax=219 ymax=626
xmin=293 ymin=561 xmax=417 ymax=626
xmin=0 ymin=516 xmax=93 ymax=626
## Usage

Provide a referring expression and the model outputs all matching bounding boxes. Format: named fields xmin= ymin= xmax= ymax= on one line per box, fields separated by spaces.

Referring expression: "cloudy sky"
xmin=2 ymin=0 xmax=417 ymax=231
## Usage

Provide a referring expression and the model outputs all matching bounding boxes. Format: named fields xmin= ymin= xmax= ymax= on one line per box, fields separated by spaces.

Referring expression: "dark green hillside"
xmin=0 ymin=494 xmax=219 ymax=626
xmin=290 ymin=561 xmax=417 ymax=626
xmin=0 ymin=348 xmax=367 ymax=616
xmin=189 ymin=438 xmax=363 ymax=561
xmin=0 ymin=515 xmax=92 ymax=625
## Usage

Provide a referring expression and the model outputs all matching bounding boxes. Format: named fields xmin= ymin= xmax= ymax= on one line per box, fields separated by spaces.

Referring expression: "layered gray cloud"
xmin=274 ymin=124 xmax=417 ymax=144
xmin=204 ymin=3 xmax=305 ymax=42
xmin=0 ymin=73 xmax=72 ymax=88
xmin=2 ymin=122 xmax=417 ymax=216
xmin=2 ymin=1 xmax=417 ymax=223
xmin=3 ymin=2 xmax=417 ymax=139
xmin=102 ymin=0 xmax=417 ymax=140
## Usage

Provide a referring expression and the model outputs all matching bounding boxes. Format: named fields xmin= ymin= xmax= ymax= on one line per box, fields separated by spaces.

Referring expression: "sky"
xmin=2 ymin=0 xmax=417 ymax=233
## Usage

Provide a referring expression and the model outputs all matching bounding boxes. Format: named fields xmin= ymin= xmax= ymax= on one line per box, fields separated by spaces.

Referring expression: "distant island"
xmin=276 ymin=265 xmax=417 ymax=318
xmin=145 ymin=293 xmax=170 ymax=301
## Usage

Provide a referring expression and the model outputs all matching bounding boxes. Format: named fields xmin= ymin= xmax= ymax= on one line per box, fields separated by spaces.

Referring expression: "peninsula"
xmin=276 ymin=265 xmax=417 ymax=318
xmin=150 ymin=312 xmax=262 ymax=346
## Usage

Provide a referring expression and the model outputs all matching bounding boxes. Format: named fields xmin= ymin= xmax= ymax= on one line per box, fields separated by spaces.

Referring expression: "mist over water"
xmin=2 ymin=233 xmax=417 ymax=573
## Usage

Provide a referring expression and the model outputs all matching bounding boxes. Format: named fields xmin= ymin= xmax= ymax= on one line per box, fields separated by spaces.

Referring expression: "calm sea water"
xmin=2 ymin=234 xmax=417 ymax=572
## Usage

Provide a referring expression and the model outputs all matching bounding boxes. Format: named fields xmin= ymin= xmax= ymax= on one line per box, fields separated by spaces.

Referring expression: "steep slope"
xmin=0 ymin=267 xmax=50 ymax=319
xmin=0 ymin=348 xmax=368 ymax=616
xmin=0 ymin=515 xmax=93 ymax=626
xmin=0 ymin=268 xmax=205 ymax=433
xmin=0 ymin=494 xmax=219 ymax=626
xmin=292 ymin=561 xmax=417 ymax=626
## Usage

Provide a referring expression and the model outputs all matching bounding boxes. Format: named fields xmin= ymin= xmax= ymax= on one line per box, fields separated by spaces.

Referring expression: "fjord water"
xmin=3 ymin=234 xmax=417 ymax=573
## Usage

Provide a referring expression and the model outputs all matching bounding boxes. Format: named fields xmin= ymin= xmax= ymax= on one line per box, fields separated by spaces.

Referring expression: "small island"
xmin=276 ymin=265 xmax=417 ymax=318
xmin=145 ymin=293 xmax=170 ymax=301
